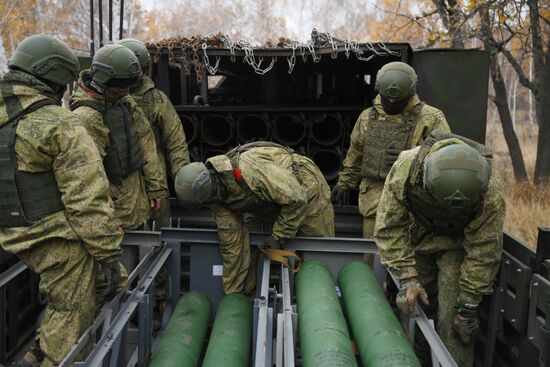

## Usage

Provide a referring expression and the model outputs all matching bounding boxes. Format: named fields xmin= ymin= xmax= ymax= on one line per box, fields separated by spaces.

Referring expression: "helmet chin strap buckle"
xmin=444 ymin=190 xmax=471 ymax=210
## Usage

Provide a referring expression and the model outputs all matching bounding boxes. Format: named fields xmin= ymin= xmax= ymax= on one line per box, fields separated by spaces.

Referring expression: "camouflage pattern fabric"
xmin=70 ymin=75 xmax=168 ymax=229
xmin=374 ymin=140 xmax=506 ymax=366
xmin=336 ymin=94 xmax=450 ymax=238
xmin=208 ymin=146 xmax=334 ymax=294
xmin=131 ymin=76 xmax=190 ymax=227
xmin=0 ymin=70 xmax=123 ymax=366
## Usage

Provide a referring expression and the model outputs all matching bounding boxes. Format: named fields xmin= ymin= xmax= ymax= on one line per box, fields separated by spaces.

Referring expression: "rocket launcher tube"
xmin=338 ymin=261 xmax=421 ymax=367
xmin=149 ymin=291 xmax=211 ymax=367
xmin=296 ymin=260 xmax=358 ymax=367
xmin=202 ymin=293 xmax=253 ymax=367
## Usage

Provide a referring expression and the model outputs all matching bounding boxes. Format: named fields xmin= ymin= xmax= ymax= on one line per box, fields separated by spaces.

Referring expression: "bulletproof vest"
xmin=220 ymin=142 xmax=296 ymax=213
xmin=360 ymin=103 xmax=424 ymax=180
xmin=71 ymin=98 xmax=144 ymax=185
xmin=0 ymin=99 xmax=64 ymax=227
xmin=405 ymin=130 xmax=492 ymax=236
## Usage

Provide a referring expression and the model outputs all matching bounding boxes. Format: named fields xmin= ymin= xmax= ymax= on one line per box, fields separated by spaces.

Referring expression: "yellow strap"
xmin=258 ymin=248 xmax=302 ymax=273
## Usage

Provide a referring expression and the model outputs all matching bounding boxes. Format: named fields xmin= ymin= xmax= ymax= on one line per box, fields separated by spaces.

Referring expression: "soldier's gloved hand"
xmin=396 ymin=277 xmax=429 ymax=315
xmin=264 ymin=235 xmax=283 ymax=250
xmin=452 ymin=301 xmax=479 ymax=344
xmin=100 ymin=260 xmax=121 ymax=301
xmin=384 ymin=148 xmax=402 ymax=168
xmin=331 ymin=186 xmax=346 ymax=204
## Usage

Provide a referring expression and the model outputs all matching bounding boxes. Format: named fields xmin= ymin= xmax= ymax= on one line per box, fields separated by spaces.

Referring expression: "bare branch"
xmin=0 ymin=0 xmax=19 ymax=33
xmin=500 ymin=45 xmax=537 ymax=92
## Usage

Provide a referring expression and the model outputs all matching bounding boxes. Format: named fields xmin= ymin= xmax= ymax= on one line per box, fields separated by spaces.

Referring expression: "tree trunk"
xmin=534 ymin=36 xmax=550 ymax=184
xmin=489 ymin=53 xmax=529 ymax=182
xmin=479 ymin=7 xmax=528 ymax=182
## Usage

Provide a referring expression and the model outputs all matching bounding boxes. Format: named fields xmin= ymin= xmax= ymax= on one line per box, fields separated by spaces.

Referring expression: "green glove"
xmin=396 ymin=277 xmax=429 ymax=315
xmin=100 ymin=260 xmax=121 ymax=301
xmin=452 ymin=300 xmax=479 ymax=344
xmin=331 ymin=186 xmax=346 ymax=204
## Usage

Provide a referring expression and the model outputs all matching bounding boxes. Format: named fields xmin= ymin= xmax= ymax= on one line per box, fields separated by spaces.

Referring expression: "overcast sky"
xmin=137 ymin=0 xmax=345 ymax=41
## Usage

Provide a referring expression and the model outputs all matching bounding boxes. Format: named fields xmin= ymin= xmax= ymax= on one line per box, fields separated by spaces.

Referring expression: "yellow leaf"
xmin=428 ymin=33 xmax=438 ymax=41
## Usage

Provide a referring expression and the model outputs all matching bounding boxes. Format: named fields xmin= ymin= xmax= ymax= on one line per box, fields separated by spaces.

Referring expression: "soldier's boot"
xmin=19 ymin=340 xmax=44 ymax=367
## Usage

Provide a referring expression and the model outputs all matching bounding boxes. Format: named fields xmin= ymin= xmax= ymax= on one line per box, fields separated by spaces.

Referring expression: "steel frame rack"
xmin=1 ymin=228 xmax=456 ymax=366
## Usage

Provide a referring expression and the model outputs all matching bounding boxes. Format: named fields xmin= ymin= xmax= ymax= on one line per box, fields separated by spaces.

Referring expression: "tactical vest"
xmin=361 ymin=103 xmax=424 ymax=180
xmin=0 ymin=100 xmax=64 ymax=227
xmin=406 ymin=130 xmax=493 ymax=236
xmin=71 ymin=98 xmax=144 ymax=185
xmin=218 ymin=142 xmax=296 ymax=213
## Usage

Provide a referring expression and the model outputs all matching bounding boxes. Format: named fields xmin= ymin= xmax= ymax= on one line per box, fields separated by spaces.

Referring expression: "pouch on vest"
xmin=0 ymin=103 xmax=64 ymax=227
xmin=361 ymin=103 xmax=423 ymax=180
xmin=71 ymin=98 xmax=145 ymax=185
xmin=102 ymin=100 xmax=144 ymax=185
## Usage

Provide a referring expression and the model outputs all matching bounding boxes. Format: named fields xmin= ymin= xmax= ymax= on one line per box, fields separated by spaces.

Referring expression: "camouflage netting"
xmin=146 ymin=30 xmax=400 ymax=80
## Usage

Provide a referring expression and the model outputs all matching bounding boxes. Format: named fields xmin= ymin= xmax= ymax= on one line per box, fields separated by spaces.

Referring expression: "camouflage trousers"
xmin=17 ymin=239 xmax=126 ymax=367
xmin=221 ymin=199 xmax=335 ymax=295
xmin=359 ymin=177 xmax=384 ymax=266
xmin=414 ymin=249 xmax=474 ymax=367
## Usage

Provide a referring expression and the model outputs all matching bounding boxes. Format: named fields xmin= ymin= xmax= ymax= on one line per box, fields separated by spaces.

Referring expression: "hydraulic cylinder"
xmin=149 ymin=291 xmax=211 ymax=367
xmin=338 ymin=261 xmax=420 ymax=367
xmin=296 ymin=260 xmax=357 ymax=367
xmin=202 ymin=293 xmax=252 ymax=367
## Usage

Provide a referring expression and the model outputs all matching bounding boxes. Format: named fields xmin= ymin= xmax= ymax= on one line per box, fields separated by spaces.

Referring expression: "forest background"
xmin=0 ymin=0 xmax=549 ymax=246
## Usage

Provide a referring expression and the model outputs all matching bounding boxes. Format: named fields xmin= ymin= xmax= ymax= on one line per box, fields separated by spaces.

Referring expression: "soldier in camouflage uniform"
xmin=174 ymin=143 xmax=334 ymax=294
xmin=0 ymin=35 xmax=124 ymax=367
xmin=332 ymin=62 xmax=450 ymax=239
xmin=117 ymin=38 xmax=190 ymax=228
xmin=70 ymin=44 xmax=167 ymax=230
xmin=374 ymin=130 xmax=506 ymax=367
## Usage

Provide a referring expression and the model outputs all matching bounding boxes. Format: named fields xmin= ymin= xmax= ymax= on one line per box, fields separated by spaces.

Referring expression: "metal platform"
xmin=2 ymin=226 xmax=549 ymax=366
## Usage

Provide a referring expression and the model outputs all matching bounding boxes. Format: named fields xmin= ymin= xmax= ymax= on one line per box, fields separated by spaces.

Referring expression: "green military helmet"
xmin=424 ymin=144 xmax=491 ymax=210
xmin=174 ymin=162 xmax=214 ymax=209
xmin=116 ymin=38 xmax=151 ymax=69
xmin=91 ymin=44 xmax=141 ymax=88
xmin=375 ymin=61 xmax=417 ymax=100
xmin=8 ymin=34 xmax=80 ymax=86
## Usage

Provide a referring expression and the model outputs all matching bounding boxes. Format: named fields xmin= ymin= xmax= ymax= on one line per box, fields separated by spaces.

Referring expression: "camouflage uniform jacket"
xmin=131 ymin=75 xmax=189 ymax=179
xmin=337 ymin=94 xmax=450 ymax=218
xmin=374 ymin=139 xmax=506 ymax=304
xmin=70 ymin=75 xmax=167 ymax=229
xmin=208 ymin=146 xmax=331 ymax=243
xmin=0 ymin=70 xmax=122 ymax=262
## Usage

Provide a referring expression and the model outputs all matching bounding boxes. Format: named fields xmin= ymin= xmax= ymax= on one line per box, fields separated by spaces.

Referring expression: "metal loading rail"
xmin=237 ymin=229 xmax=457 ymax=367
xmin=0 ymin=228 xmax=456 ymax=366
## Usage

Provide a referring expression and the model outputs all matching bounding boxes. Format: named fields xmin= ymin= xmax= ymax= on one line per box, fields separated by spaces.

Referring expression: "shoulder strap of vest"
xmin=429 ymin=129 xmax=493 ymax=161
xmin=226 ymin=141 xmax=293 ymax=158
xmin=368 ymin=106 xmax=378 ymax=121
xmin=70 ymin=98 xmax=105 ymax=113
xmin=408 ymin=135 xmax=437 ymax=187
xmin=118 ymin=100 xmax=136 ymax=163
xmin=226 ymin=141 xmax=294 ymax=169
xmin=407 ymin=129 xmax=493 ymax=187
